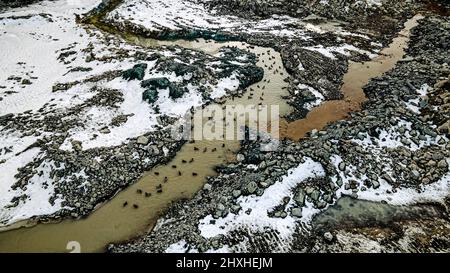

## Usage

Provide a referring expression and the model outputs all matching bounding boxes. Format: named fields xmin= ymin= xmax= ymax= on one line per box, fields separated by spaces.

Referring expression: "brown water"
xmin=0 ymin=41 xmax=291 ymax=253
xmin=281 ymin=15 xmax=423 ymax=140
xmin=0 ymin=13 xmax=422 ymax=252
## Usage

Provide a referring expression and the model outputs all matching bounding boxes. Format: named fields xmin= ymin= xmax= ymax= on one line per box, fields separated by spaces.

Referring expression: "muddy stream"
xmin=0 ymin=12 xmax=423 ymax=252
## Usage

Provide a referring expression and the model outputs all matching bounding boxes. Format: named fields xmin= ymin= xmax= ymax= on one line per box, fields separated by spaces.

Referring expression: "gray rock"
xmin=323 ymin=232 xmax=333 ymax=243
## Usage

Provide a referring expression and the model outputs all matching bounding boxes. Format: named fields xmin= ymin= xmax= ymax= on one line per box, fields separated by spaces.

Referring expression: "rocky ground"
xmin=0 ymin=0 xmax=448 ymax=253
xmin=108 ymin=11 xmax=450 ymax=253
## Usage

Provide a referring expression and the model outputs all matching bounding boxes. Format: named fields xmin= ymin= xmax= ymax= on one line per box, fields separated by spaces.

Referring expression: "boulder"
xmin=123 ymin=63 xmax=148 ymax=81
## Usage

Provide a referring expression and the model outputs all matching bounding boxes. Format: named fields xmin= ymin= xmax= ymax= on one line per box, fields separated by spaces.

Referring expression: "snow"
xmin=0 ymin=0 xmax=105 ymax=227
xmin=0 ymin=131 xmax=37 ymax=162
